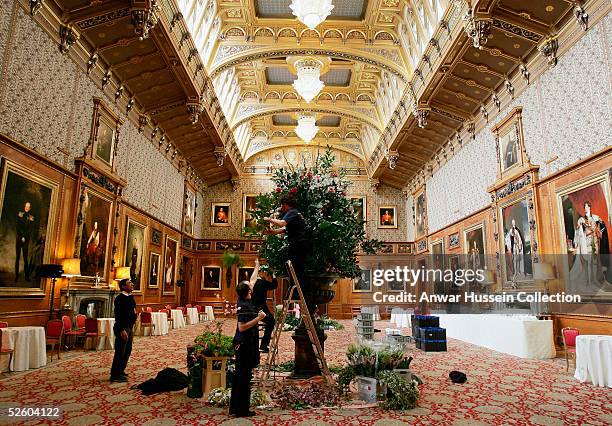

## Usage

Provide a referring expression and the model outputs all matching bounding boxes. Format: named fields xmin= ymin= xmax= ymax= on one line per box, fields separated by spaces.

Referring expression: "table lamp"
xmin=113 ymin=267 xmax=131 ymax=290
xmin=61 ymin=258 xmax=81 ymax=309
xmin=533 ymin=262 xmax=555 ymax=314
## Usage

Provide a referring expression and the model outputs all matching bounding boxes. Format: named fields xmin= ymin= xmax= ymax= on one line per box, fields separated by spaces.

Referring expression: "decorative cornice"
xmin=493 ymin=174 xmax=532 ymax=201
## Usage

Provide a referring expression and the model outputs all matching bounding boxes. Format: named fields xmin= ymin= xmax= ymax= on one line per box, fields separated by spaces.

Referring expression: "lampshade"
xmin=114 ymin=266 xmax=131 ymax=281
xmin=61 ymin=258 xmax=81 ymax=277
xmin=481 ymin=269 xmax=496 ymax=284
xmin=292 ymin=58 xmax=325 ymax=103
xmin=533 ymin=263 xmax=555 ymax=281
xmin=295 ymin=114 xmax=318 ymax=143
xmin=290 ymin=0 xmax=334 ymax=29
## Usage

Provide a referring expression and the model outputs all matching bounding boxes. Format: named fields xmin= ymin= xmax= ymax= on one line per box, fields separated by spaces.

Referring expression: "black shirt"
xmin=114 ymin=293 xmax=137 ymax=332
xmin=252 ymin=278 xmax=278 ymax=311
xmin=282 ymin=208 xmax=308 ymax=251
xmin=234 ymin=298 xmax=260 ymax=368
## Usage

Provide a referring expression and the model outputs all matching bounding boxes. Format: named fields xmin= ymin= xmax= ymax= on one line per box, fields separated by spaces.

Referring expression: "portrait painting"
xmin=211 ymin=203 xmax=231 ymax=227
xmin=500 ymin=127 xmax=519 ymax=172
xmin=183 ymin=186 xmax=196 ymax=236
xmin=431 ymin=238 xmax=444 ymax=293
xmin=79 ymin=189 xmax=112 ymax=278
xmin=353 ymin=269 xmax=372 ymax=292
xmin=242 ymin=194 xmax=258 ymax=235
xmin=237 ymin=267 xmax=254 ymax=285
xmin=448 ymin=233 xmax=460 ymax=250
xmin=464 ymin=223 xmax=486 ymax=272
xmin=95 ymin=117 xmax=115 ymax=166
xmin=501 ymin=198 xmax=533 ymax=283
xmin=378 ymin=206 xmax=397 ymax=229
xmin=350 ymin=196 xmax=367 ymax=226
xmin=387 ymin=276 xmax=406 ymax=292
xmin=202 ymin=266 xmax=221 ymax=290
xmin=151 ymin=228 xmax=162 ymax=246
xmin=0 ymin=160 xmax=58 ymax=294
xmin=557 ymin=173 xmax=612 ymax=295
xmin=163 ymin=236 xmax=178 ymax=295
xmin=197 ymin=240 xmax=211 ymax=251
xmin=415 ymin=190 xmax=427 ymax=237
xmin=148 ymin=252 xmax=160 ymax=288
xmin=124 ymin=218 xmax=145 ymax=292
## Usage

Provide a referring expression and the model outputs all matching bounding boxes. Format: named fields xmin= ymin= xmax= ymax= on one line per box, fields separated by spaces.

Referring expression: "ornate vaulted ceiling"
xmin=35 ymin=0 xmax=604 ymax=189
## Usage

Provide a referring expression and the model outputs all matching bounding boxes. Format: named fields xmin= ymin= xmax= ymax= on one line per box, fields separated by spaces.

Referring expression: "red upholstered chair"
xmin=196 ymin=305 xmax=206 ymax=322
xmin=62 ymin=316 xmax=81 ymax=349
xmin=46 ymin=319 xmax=64 ymax=361
xmin=0 ymin=329 xmax=14 ymax=372
xmin=84 ymin=318 xmax=100 ymax=351
xmin=0 ymin=322 xmax=8 ymax=328
xmin=165 ymin=305 xmax=173 ymax=311
xmin=140 ymin=312 xmax=155 ymax=336
xmin=178 ymin=307 xmax=187 ymax=316
xmin=561 ymin=327 xmax=580 ymax=371
xmin=146 ymin=306 xmax=153 ymax=313
xmin=160 ymin=309 xmax=173 ymax=329
xmin=186 ymin=304 xmax=192 ymax=309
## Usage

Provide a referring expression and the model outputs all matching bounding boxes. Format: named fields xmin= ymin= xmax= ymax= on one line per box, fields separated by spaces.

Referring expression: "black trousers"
xmin=110 ymin=328 xmax=133 ymax=378
xmin=258 ymin=309 xmax=275 ymax=349
xmin=229 ymin=350 xmax=253 ymax=415
xmin=15 ymin=238 xmax=29 ymax=281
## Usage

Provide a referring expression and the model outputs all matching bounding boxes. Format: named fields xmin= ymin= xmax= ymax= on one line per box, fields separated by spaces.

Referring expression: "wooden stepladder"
xmin=256 ymin=260 xmax=332 ymax=387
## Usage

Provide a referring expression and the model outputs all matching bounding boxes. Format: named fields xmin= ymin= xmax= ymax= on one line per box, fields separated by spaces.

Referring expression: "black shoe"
xmin=235 ymin=411 xmax=256 ymax=418
xmin=259 ymin=347 xmax=269 ymax=353
xmin=121 ymin=372 xmax=128 ymax=376
xmin=110 ymin=375 xmax=128 ymax=382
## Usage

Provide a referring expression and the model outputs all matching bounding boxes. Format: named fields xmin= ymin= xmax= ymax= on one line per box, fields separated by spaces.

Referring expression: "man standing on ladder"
xmin=248 ymin=258 xmax=278 ymax=353
xmin=264 ymin=194 xmax=313 ymax=313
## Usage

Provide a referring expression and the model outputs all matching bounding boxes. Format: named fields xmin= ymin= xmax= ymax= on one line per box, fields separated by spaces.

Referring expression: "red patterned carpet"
xmin=0 ymin=319 xmax=610 ymax=425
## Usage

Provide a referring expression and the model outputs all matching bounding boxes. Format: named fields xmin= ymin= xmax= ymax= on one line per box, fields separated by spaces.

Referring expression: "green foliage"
xmin=207 ymin=387 xmax=231 ymax=407
xmin=376 ymin=348 xmax=405 ymax=371
xmin=282 ymin=314 xmax=302 ymax=331
xmin=336 ymin=365 xmax=356 ymax=397
xmin=250 ymin=389 xmax=271 ymax=407
xmin=376 ymin=371 xmax=420 ymax=410
xmin=221 ymin=251 xmax=243 ymax=288
xmin=346 ymin=344 xmax=376 ymax=378
xmin=317 ymin=316 xmax=345 ymax=330
xmin=272 ymin=360 xmax=295 ymax=373
xmin=193 ymin=322 xmax=234 ymax=358
xmin=243 ymin=147 xmax=382 ymax=278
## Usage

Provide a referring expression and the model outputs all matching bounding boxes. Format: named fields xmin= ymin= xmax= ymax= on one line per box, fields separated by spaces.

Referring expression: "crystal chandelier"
xmin=292 ymin=58 xmax=325 ymax=103
xmin=290 ymin=0 xmax=334 ymax=30
xmin=295 ymin=114 xmax=319 ymax=143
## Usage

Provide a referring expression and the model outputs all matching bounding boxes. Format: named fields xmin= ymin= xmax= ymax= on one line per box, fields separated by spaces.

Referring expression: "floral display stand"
xmin=202 ymin=356 xmax=230 ymax=398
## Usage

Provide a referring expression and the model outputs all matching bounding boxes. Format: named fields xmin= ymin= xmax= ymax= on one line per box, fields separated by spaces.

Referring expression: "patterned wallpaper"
xmin=426 ymin=13 xmax=612 ymax=233
xmin=202 ymin=177 xmax=407 ymax=242
xmin=0 ymin=4 xmax=195 ymax=231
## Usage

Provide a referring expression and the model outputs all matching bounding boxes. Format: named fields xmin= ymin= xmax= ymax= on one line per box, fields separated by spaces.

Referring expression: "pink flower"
xmin=307 ymin=172 xmax=313 ymax=178
xmin=290 ymin=187 xmax=298 ymax=194
xmin=328 ymin=187 xmax=335 ymax=193
xmin=331 ymin=172 xmax=338 ymax=177
xmin=275 ymin=187 xmax=282 ymax=193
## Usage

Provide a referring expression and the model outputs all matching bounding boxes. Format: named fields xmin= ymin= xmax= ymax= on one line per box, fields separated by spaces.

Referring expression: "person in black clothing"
xmin=110 ymin=279 xmax=136 ymax=382
xmin=264 ymin=194 xmax=313 ymax=310
xmin=15 ymin=202 xmax=34 ymax=282
xmin=248 ymin=258 xmax=278 ymax=353
xmin=229 ymin=281 xmax=266 ymax=418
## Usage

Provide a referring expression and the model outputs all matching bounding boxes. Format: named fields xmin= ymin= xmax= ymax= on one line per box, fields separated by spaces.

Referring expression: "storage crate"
xmin=419 ymin=327 xmax=446 ymax=341
xmin=357 ymin=318 xmax=374 ymax=327
xmin=412 ymin=315 xmax=440 ymax=328
xmin=356 ymin=325 xmax=374 ymax=334
xmin=358 ymin=313 xmax=373 ymax=321
xmin=420 ymin=339 xmax=447 ymax=352
xmin=358 ymin=332 xmax=374 ymax=341
xmin=356 ymin=376 xmax=377 ymax=403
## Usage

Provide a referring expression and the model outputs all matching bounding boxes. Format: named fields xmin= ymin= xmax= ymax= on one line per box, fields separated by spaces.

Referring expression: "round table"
xmin=150 ymin=312 xmax=169 ymax=336
xmin=390 ymin=308 xmax=411 ymax=328
xmin=94 ymin=318 xmax=115 ymax=350
xmin=574 ymin=335 xmax=612 ymax=387
xmin=0 ymin=326 xmax=46 ymax=372
xmin=171 ymin=309 xmax=186 ymax=329
xmin=186 ymin=307 xmax=199 ymax=325
xmin=204 ymin=306 xmax=215 ymax=321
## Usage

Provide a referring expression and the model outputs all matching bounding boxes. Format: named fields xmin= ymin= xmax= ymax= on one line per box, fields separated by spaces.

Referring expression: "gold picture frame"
xmin=88 ymin=98 xmax=124 ymax=173
xmin=353 ymin=269 xmax=372 ymax=292
xmin=0 ymin=159 xmax=59 ymax=296
xmin=498 ymin=195 xmax=535 ymax=286
xmin=414 ymin=187 xmax=428 ymax=238
xmin=211 ymin=202 xmax=231 ymax=227
xmin=350 ymin=196 xmax=367 ymax=227
xmin=492 ymin=107 xmax=529 ymax=181
xmin=242 ymin=194 xmax=258 ymax=236
xmin=464 ymin=222 xmax=486 ymax=271
xmin=163 ymin=236 xmax=178 ymax=295
xmin=201 ymin=266 xmax=221 ymax=290
xmin=148 ymin=252 xmax=160 ymax=289
xmin=378 ymin=205 xmax=397 ymax=229
xmin=123 ymin=217 xmax=147 ymax=293
xmin=556 ymin=171 xmax=612 ymax=299
xmin=77 ymin=187 xmax=113 ymax=280
xmin=183 ymin=184 xmax=196 ymax=236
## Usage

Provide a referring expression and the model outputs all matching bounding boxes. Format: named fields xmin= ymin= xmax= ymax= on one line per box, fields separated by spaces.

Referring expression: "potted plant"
xmin=190 ymin=322 xmax=235 ymax=398
xmin=244 ymin=147 xmax=381 ymax=375
xmin=221 ymin=251 xmax=243 ymax=289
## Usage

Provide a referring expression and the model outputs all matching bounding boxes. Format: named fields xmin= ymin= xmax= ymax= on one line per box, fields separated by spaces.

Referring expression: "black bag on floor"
xmin=132 ymin=368 xmax=189 ymax=395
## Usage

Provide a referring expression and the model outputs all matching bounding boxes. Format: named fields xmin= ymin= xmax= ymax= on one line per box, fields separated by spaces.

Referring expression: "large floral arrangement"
xmin=244 ymin=147 xmax=381 ymax=278
xmin=191 ymin=322 xmax=234 ymax=359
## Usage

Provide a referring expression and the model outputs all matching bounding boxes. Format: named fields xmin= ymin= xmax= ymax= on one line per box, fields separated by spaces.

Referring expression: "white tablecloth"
xmin=436 ymin=314 xmax=555 ymax=359
xmin=137 ymin=312 xmax=169 ymax=336
xmin=360 ymin=306 xmax=380 ymax=320
xmin=186 ymin=308 xmax=199 ymax=325
xmin=1 ymin=326 xmax=46 ymax=372
xmin=171 ymin=310 xmax=186 ymax=329
xmin=574 ymin=335 xmax=612 ymax=387
xmin=390 ymin=308 xmax=411 ymax=328
xmin=94 ymin=318 xmax=115 ymax=350
xmin=204 ymin=306 xmax=215 ymax=321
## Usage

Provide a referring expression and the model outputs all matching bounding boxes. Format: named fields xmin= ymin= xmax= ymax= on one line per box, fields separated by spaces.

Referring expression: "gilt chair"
xmin=561 ymin=327 xmax=580 ymax=371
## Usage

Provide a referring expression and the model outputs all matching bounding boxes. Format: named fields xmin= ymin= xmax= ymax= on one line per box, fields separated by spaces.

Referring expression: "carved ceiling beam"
xmin=131 ymin=0 xmax=161 ymax=40
xmin=112 ymin=51 xmax=161 ymax=69
xmin=491 ymin=8 xmax=552 ymax=38
xmin=462 ymin=8 xmax=492 ymax=49
xmin=63 ymin=0 xmax=129 ymax=27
